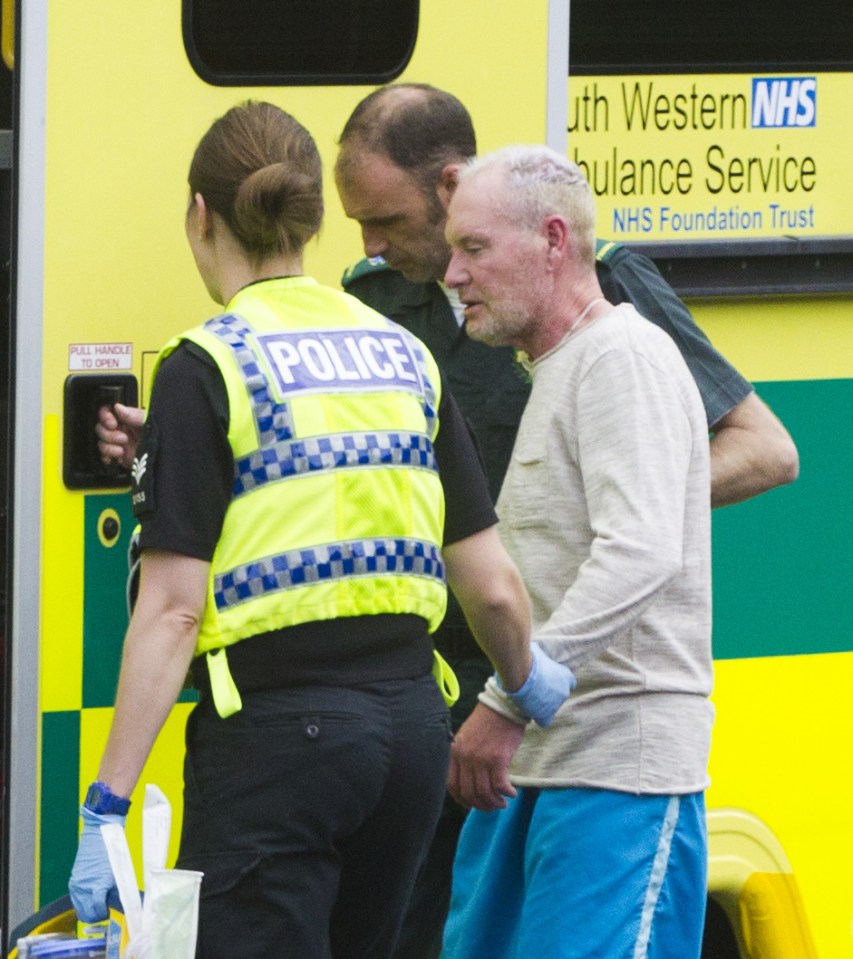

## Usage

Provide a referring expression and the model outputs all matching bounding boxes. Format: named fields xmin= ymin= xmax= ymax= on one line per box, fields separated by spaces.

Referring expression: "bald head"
xmin=336 ymin=83 xmax=476 ymax=193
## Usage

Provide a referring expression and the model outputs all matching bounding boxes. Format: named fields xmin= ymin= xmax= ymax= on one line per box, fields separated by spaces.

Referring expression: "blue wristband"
xmin=83 ymin=781 xmax=132 ymax=817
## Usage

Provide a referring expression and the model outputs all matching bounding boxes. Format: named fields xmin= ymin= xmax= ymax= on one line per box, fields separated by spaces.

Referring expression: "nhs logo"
xmin=752 ymin=77 xmax=816 ymax=128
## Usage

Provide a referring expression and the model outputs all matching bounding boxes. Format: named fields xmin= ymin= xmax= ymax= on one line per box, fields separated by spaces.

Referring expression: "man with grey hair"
xmin=330 ymin=84 xmax=796 ymax=959
xmin=441 ymin=145 xmax=713 ymax=959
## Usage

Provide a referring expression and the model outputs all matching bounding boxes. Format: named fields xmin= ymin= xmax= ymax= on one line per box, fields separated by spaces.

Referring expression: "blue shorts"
xmin=442 ymin=787 xmax=707 ymax=959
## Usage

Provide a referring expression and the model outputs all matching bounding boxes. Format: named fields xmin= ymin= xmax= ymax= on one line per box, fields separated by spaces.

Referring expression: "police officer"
xmin=69 ymin=101 xmax=574 ymax=959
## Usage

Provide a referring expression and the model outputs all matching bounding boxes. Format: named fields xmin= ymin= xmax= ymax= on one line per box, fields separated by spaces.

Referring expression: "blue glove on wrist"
xmin=68 ymin=805 xmax=125 ymax=923
xmin=498 ymin=644 xmax=576 ymax=727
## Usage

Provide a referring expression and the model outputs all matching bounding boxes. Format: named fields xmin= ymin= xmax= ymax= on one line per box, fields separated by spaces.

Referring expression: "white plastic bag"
xmin=100 ymin=785 xmax=203 ymax=959
xmin=143 ymin=869 xmax=203 ymax=959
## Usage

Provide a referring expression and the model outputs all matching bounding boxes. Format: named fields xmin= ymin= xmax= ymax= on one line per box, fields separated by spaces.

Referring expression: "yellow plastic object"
xmin=432 ymin=650 xmax=460 ymax=706
xmin=8 ymin=898 xmax=76 ymax=958
xmin=206 ymin=648 xmax=243 ymax=719
xmin=739 ymin=872 xmax=818 ymax=959
xmin=707 ymin=808 xmax=819 ymax=958
xmin=1 ymin=0 xmax=12 ymax=70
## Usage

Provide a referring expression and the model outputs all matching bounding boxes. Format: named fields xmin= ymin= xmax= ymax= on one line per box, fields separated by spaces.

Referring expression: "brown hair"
xmin=337 ymin=84 xmax=476 ymax=196
xmin=189 ymin=101 xmax=323 ymax=261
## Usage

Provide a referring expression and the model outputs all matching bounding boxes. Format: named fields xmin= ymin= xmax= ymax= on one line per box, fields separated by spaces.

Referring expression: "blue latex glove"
xmin=68 ymin=806 xmax=126 ymax=922
xmin=498 ymin=644 xmax=576 ymax=727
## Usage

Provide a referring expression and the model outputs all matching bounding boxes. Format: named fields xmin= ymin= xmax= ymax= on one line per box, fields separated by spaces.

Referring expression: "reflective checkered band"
xmin=205 ymin=313 xmax=440 ymax=498
xmin=214 ymin=537 xmax=445 ymax=610
xmin=233 ymin=431 xmax=436 ymax=495
xmin=205 ymin=314 xmax=296 ymax=446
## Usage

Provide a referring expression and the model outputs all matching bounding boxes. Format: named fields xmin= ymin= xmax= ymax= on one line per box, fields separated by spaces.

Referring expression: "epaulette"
xmin=595 ymin=238 xmax=624 ymax=265
xmin=341 ymin=256 xmax=391 ymax=288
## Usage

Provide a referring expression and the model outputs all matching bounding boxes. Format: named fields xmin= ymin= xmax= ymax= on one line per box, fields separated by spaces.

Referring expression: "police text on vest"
xmin=258 ymin=329 xmax=423 ymax=395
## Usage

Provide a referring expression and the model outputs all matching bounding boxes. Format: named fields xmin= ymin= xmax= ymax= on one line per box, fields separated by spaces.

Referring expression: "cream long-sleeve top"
xmin=482 ymin=303 xmax=714 ymax=794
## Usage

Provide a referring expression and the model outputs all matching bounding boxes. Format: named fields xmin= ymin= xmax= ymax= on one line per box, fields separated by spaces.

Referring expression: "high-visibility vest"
xmin=150 ymin=277 xmax=449 ymax=713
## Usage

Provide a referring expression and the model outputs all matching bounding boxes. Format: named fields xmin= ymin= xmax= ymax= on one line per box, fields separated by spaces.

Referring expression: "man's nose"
xmin=361 ymin=226 xmax=388 ymax=258
xmin=444 ymin=250 xmax=466 ymax=288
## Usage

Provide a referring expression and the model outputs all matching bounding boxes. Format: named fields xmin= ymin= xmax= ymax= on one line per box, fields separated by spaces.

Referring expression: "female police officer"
xmin=69 ymin=102 xmax=573 ymax=958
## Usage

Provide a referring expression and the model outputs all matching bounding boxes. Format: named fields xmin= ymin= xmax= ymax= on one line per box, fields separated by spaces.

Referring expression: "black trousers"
xmin=177 ymin=675 xmax=451 ymax=959
xmin=392 ymin=654 xmax=493 ymax=959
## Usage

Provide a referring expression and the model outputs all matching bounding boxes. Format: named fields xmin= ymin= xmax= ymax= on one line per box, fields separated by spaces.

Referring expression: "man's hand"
xmin=96 ymin=403 xmax=144 ymax=469
xmin=448 ymin=703 xmax=525 ymax=813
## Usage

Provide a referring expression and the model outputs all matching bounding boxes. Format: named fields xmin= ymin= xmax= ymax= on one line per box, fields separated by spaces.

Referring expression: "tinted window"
xmin=185 ymin=0 xmax=419 ymax=85
xmin=570 ymin=0 xmax=853 ymax=74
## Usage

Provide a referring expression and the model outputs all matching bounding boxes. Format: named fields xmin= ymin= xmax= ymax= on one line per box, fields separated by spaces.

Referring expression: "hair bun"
xmin=188 ymin=101 xmax=324 ymax=259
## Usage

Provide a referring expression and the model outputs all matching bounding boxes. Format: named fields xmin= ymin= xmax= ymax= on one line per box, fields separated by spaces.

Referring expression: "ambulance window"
xmin=570 ymin=0 xmax=851 ymax=74
xmin=183 ymin=0 xmax=419 ymax=85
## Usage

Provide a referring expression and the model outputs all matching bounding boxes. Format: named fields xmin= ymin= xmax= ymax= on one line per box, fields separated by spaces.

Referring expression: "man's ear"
xmin=544 ymin=215 xmax=570 ymax=266
xmin=436 ymin=163 xmax=461 ymax=209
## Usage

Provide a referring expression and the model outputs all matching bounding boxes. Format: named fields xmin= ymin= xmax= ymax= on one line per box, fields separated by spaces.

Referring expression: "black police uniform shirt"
xmin=132 ymin=340 xmax=497 ymax=691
